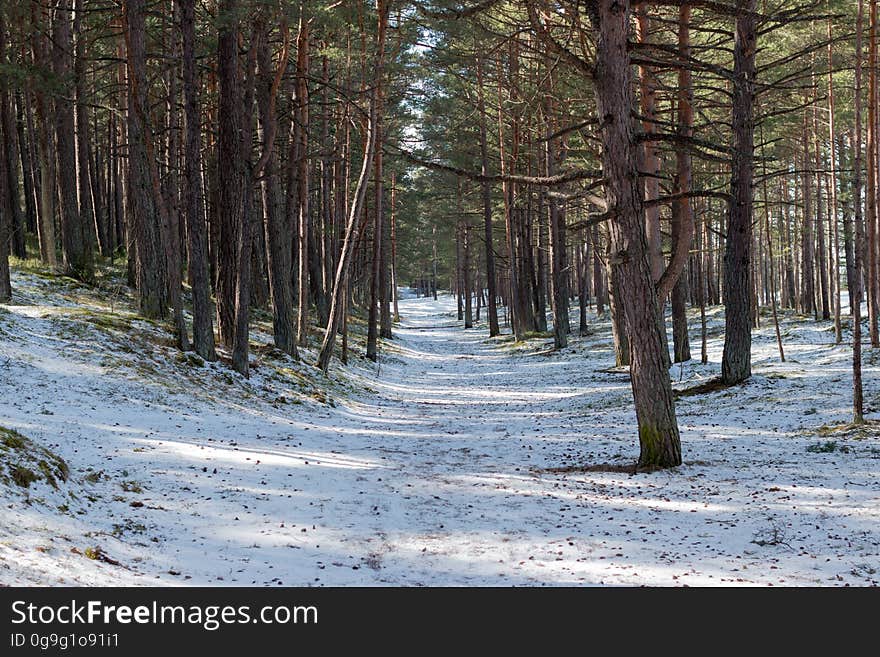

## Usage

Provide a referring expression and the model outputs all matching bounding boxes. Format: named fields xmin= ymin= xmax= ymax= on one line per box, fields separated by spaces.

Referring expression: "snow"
xmin=1 ymin=270 xmax=878 ymax=586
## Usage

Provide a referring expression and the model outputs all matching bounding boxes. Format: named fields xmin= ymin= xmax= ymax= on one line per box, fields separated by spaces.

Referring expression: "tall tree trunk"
xmin=868 ymin=0 xmax=880 ymax=345
xmin=379 ymin=153 xmax=392 ymax=339
xmin=800 ymin=138 xmax=816 ymax=315
xmin=258 ymin=18 xmax=296 ymax=358
xmin=216 ymin=0 xmax=242 ymax=347
xmin=667 ymin=4 xmax=694 ymax=363
xmin=123 ymin=0 xmax=168 ymax=318
xmin=366 ymin=122 xmax=384 ymax=361
xmin=464 ymin=220 xmax=473 ymax=329
xmin=231 ymin=23 xmax=258 ymax=376
xmin=16 ymin=93 xmax=38 ymax=242
xmin=295 ymin=13 xmax=311 ymax=347
xmin=546 ymin=120 xmax=567 ymax=349
xmin=32 ymin=2 xmax=57 ymax=268
xmin=592 ymin=0 xmax=681 ymax=467
xmin=390 ymin=171 xmax=400 ymax=322
xmin=813 ymin=86 xmax=830 ymax=321
xmin=476 ymin=48 xmax=500 ymax=336
xmin=179 ymin=0 xmax=216 ymax=360
xmin=780 ymin=174 xmax=796 ymax=307
xmin=721 ymin=0 xmax=757 ymax=385
xmin=1 ymin=74 xmax=24 ymax=259
xmin=54 ymin=0 xmax=92 ymax=280
xmin=827 ymin=15 xmax=842 ymax=342
xmin=853 ymin=0 xmax=866 ymax=423
xmin=0 ymin=12 xmax=12 ymax=300
xmin=635 ymin=7 xmax=663 ymax=282
xmin=73 ymin=0 xmax=96 ymax=258
xmin=164 ymin=0 xmax=188 ymax=350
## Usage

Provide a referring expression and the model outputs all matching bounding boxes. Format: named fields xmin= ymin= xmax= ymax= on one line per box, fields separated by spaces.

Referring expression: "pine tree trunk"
xmin=256 ymin=19 xmax=296 ymax=358
xmin=476 ymin=49 xmax=500 ymax=336
xmin=124 ymin=0 xmax=168 ymax=318
xmin=32 ymin=2 xmax=57 ymax=268
xmin=295 ymin=15 xmax=311 ymax=347
xmin=668 ymin=4 xmax=694 ymax=363
xmin=366 ymin=125 xmax=383 ymax=361
xmin=813 ymin=92 xmax=830 ymax=321
xmin=1 ymin=77 xmax=24 ymax=259
xmin=216 ymin=0 xmax=242 ymax=346
xmin=827 ymin=17 xmax=842 ymax=342
xmin=73 ymin=0 xmax=97 ymax=259
xmin=164 ymin=0 xmax=189 ymax=351
xmin=546 ymin=128 xmax=567 ymax=349
xmin=231 ymin=27 xmax=257 ymax=377
xmin=464 ymin=222 xmax=473 ymax=329
xmin=592 ymin=0 xmax=680 ymax=467
xmin=0 ymin=11 xmax=12 ymax=299
xmin=390 ymin=172 xmax=400 ymax=322
xmin=853 ymin=0 xmax=867 ymax=423
xmin=721 ymin=0 xmax=757 ymax=385
xmin=54 ymin=0 xmax=92 ymax=280
xmin=16 ymin=93 xmax=38 ymax=239
xmin=180 ymin=0 xmax=216 ymax=360
xmin=636 ymin=9 xmax=663 ymax=283
xmin=867 ymin=0 xmax=879 ymax=345
xmin=800 ymin=140 xmax=816 ymax=315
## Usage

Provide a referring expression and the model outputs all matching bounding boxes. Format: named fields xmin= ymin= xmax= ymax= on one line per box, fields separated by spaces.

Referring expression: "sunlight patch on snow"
xmin=136 ymin=438 xmax=388 ymax=471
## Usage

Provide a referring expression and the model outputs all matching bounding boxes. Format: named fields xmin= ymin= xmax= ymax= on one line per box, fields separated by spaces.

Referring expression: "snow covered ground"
xmin=1 ymin=269 xmax=878 ymax=586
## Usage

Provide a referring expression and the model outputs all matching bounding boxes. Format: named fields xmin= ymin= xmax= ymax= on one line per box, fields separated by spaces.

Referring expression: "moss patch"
xmin=0 ymin=427 xmax=27 ymax=450
xmin=0 ymin=426 xmax=70 ymax=492
xmin=9 ymin=465 xmax=39 ymax=488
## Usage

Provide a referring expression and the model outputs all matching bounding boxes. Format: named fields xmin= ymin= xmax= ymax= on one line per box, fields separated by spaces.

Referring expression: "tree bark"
xmin=721 ymin=0 xmax=757 ymax=385
xmin=32 ymin=2 xmax=57 ymax=268
xmin=216 ymin=0 xmax=242 ymax=347
xmin=179 ymin=0 xmax=216 ymax=360
xmin=295 ymin=13 xmax=311 ymax=347
xmin=667 ymin=4 xmax=694 ymax=364
xmin=0 ymin=12 xmax=12 ymax=299
xmin=124 ymin=0 xmax=168 ymax=318
xmin=54 ymin=0 xmax=92 ymax=280
xmin=635 ymin=7 xmax=663 ymax=283
xmin=853 ymin=0 xmax=866 ymax=423
xmin=231 ymin=23 xmax=258 ymax=376
xmin=476 ymin=48 xmax=500 ymax=336
xmin=73 ymin=0 xmax=96 ymax=258
xmin=592 ymin=0 xmax=681 ymax=468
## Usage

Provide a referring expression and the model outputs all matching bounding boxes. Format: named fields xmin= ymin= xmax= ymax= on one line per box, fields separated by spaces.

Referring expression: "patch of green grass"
xmin=0 ymin=426 xmax=70 ymax=492
xmin=9 ymin=465 xmax=39 ymax=488
xmin=37 ymin=460 xmax=60 ymax=489
xmin=806 ymin=441 xmax=850 ymax=454
xmin=0 ymin=427 xmax=27 ymax=450
xmin=112 ymin=520 xmax=147 ymax=537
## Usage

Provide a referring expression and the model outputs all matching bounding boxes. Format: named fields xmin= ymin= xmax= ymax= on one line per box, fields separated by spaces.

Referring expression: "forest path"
xmin=1 ymin=274 xmax=878 ymax=586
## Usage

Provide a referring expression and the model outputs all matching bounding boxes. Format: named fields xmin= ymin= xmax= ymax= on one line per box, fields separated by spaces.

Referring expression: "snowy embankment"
xmin=1 ymin=267 xmax=878 ymax=586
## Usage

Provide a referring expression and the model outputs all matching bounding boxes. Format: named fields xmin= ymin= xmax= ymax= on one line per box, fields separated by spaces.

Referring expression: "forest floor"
xmin=1 ymin=265 xmax=879 ymax=586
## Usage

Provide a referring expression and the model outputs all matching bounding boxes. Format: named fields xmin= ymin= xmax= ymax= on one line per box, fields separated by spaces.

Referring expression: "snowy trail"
xmin=1 ymin=275 xmax=879 ymax=586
